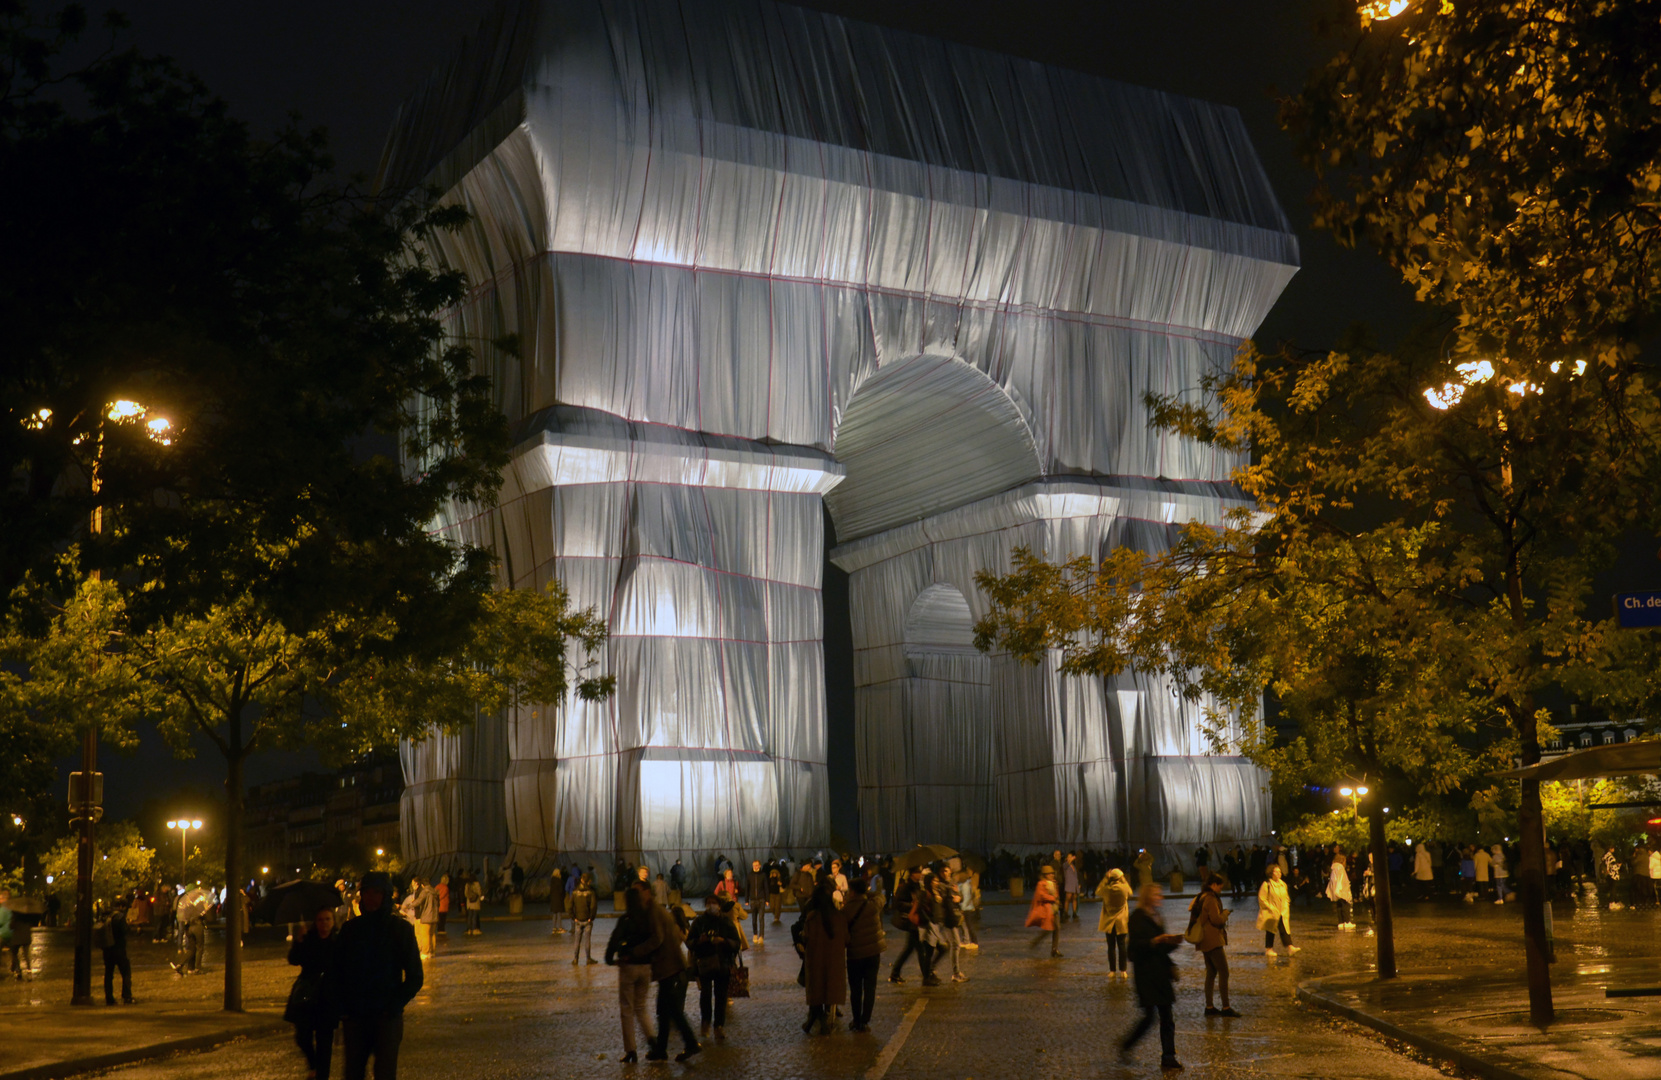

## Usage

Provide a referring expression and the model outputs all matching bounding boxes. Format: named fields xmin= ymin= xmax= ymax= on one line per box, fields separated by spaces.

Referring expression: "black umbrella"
xmin=257 ymin=880 xmax=342 ymax=925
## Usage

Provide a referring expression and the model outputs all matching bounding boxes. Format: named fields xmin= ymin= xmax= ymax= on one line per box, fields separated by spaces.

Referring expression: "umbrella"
xmin=179 ymin=887 xmax=211 ymax=919
xmin=890 ymin=844 xmax=958 ymax=872
xmin=257 ymin=880 xmax=342 ymax=925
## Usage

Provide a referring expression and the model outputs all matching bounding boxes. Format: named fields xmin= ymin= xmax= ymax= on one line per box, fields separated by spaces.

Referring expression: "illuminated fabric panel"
xmin=388 ymin=0 xmax=1295 ymax=880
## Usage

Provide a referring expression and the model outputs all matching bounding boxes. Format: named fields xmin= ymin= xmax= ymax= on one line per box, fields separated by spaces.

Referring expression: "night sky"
xmin=92 ymin=0 xmax=1415 ymax=833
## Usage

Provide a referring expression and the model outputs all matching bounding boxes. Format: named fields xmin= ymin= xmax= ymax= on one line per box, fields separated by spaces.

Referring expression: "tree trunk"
xmin=1516 ymin=713 xmax=1554 ymax=1027
xmin=1367 ymin=800 xmax=1396 ymax=979
xmin=222 ymin=720 xmax=245 ymax=1012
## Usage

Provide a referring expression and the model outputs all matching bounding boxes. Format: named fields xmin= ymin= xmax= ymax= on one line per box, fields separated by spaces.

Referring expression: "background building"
xmin=383 ymin=0 xmax=1296 ymax=887
xmin=244 ymin=753 xmax=403 ymax=878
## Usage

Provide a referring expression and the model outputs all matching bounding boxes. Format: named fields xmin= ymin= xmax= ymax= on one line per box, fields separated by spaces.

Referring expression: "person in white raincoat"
xmin=1256 ymin=865 xmax=1299 ymax=956
xmin=1412 ymin=842 xmax=1434 ymax=900
xmin=1326 ymin=849 xmax=1354 ymax=930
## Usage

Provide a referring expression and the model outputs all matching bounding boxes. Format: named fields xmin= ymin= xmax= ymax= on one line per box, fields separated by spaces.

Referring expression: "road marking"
xmin=866 ymin=997 xmax=928 ymax=1080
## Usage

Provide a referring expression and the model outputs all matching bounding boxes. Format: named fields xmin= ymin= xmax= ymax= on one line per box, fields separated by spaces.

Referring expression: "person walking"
xmin=325 ymin=871 xmax=423 ymax=1080
xmin=171 ymin=889 xmax=208 ymax=975
xmin=1190 ymin=874 xmax=1238 ymax=1016
xmin=767 ymin=861 xmax=785 ymax=925
xmin=571 ymin=873 xmax=599 ymax=966
xmin=633 ymin=888 xmax=700 ymax=1062
xmin=688 ymin=896 xmax=742 ymax=1040
xmin=1062 ymin=853 xmax=1081 ymax=921
xmin=1026 ymin=864 xmax=1062 ymax=957
xmin=1122 ymin=883 xmax=1183 ymax=1072
xmin=843 ymin=878 xmax=884 ymax=1032
xmin=99 ymin=898 xmax=134 ymax=1005
xmin=604 ymin=885 xmax=658 ymax=1063
xmin=464 ymin=876 xmax=483 ymax=935
xmin=1327 ymin=848 xmax=1355 ymax=930
xmin=1096 ymin=867 xmax=1133 ymax=978
xmin=286 ymin=905 xmax=339 ymax=1080
xmin=1472 ymin=843 xmax=1492 ymax=901
xmin=1257 ymin=864 xmax=1299 ymax=957
xmin=1490 ymin=844 xmax=1510 ymax=905
xmin=799 ymin=883 xmax=848 ymax=1035
xmin=887 ymin=866 xmax=933 ymax=985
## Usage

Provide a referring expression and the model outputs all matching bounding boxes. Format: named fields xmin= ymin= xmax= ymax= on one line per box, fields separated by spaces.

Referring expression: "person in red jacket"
xmin=1026 ymin=865 xmax=1061 ymax=957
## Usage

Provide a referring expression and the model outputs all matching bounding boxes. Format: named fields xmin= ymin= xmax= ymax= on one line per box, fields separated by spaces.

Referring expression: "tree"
xmin=42 ymin=820 xmax=154 ymax=908
xmin=1280 ymin=0 xmax=1661 ymax=1025
xmin=1 ymin=3 xmax=591 ymax=1013
xmin=4 ymin=572 xmax=612 ymax=1008
xmin=977 ymin=1 xmax=1661 ymax=1023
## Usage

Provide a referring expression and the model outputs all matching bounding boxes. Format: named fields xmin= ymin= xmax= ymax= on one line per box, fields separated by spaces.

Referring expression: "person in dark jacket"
xmin=798 ymin=882 xmax=848 ymax=1035
xmin=688 ymin=895 xmax=742 ymax=1039
xmin=1122 ymin=883 xmax=1183 ymax=1071
xmin=605 ymin=885 xmax=658 ymax=1063
xmin=886 ymin=867 xmax=934 ymax=984
xmin=632 ymin=889 xmax=700 ymax=1063
xmin=746 ymin=860 xmax=770 ymax=944
xmin=287 ymin=906 xmax=339 ymax=1080
xmin=100 ymin=899 xmax=133 ymax=1005
xmin=842 ymin=879 xmax=885 ymax=1031
xmin=570 ymin=873 xmax=598 ymax=965
xmin=324 ymin=871 xmax=422 ymax=1080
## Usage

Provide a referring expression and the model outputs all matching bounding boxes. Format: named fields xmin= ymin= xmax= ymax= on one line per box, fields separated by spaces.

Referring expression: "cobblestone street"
xmin=19 ymin=892 xmax=1650 ymax=1080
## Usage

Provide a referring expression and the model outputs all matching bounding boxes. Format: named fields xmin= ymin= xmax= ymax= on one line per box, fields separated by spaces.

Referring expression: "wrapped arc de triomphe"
xmin=383 ymin=0 xmax=1298 ymax=889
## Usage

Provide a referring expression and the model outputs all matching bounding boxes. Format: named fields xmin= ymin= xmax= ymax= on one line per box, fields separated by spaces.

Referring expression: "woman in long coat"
xmin=1326 ymin=848 xmax=1354 ymax=929
xmin=1095 ymin=867 xmax=1133 ymax=977
xmin=1256 ymin=864 xmax=1297 ymax=956
xmin=800 ymin=883 xmax=848 ymax=1035
xmin=1026 ymin=865 xmax=1061 ymax=957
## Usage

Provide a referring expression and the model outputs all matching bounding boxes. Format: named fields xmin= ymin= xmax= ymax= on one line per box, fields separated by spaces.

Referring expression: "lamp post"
xmin=169 ymin=819 xmax=202 ymax=882
xmin=31 ymin=400 xmax=173 ymax=1004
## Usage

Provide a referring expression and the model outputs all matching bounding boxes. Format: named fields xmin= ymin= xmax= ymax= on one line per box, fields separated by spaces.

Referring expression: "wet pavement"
xmin=5 ymin=890 xmax=1655 ymax=1080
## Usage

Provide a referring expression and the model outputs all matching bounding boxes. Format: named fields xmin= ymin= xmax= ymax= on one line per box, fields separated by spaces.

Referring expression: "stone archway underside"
xmin=390 ymin=0 xmax=1297 ymax=889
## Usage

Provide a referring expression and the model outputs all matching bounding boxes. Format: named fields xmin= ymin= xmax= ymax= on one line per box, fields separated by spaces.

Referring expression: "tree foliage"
xmin=976 ymin=1 xmax=1661 ymax=1016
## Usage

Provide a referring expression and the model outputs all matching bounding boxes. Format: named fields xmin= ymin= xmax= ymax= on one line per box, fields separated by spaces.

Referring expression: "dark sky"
xmin=92 ymin=0 xmax=1415 ymax=828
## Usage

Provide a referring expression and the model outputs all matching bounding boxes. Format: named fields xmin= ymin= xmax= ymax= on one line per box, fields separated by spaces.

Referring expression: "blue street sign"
xmin=1614 ymin=591 xmax=1661 ymax=628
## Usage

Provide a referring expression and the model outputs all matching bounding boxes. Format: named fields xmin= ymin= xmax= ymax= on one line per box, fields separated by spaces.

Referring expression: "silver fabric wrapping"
xmin=387 ymin=0 xmax=1295 ymax=882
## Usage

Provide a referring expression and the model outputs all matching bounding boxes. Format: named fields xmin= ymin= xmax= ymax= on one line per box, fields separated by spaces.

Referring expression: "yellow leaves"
xmin=1466 ymin=124 xmax=1484 ymax=149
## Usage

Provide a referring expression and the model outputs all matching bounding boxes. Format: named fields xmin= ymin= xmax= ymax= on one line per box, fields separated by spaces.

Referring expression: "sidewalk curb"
xmin=0 ymin=1018 xmax=287 ymax=1080
xmin=1296 ymin=978 xmax=1526 ymax=1080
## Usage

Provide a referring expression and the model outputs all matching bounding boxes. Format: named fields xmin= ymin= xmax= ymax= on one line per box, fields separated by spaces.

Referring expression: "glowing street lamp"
xmin=168 ymin=819 xmax=203 ymax=882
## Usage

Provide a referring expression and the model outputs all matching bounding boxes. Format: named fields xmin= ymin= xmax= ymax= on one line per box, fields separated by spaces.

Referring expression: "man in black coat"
xmin=325 ymin=871 xmax=423 ymax=1080
xmin=1122 ymin=884 xmax=1183 ymax=1071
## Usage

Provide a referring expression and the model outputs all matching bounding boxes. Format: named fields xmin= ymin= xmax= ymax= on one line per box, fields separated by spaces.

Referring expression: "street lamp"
xmin=168 ymin=819 xmax=202 ymax=882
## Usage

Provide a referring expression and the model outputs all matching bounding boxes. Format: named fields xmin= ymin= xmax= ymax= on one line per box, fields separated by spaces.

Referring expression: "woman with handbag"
xmin=687 ymin=896 xmax=742 ymax=1040
xmin=286 ymin=905 xmax=338 ymax=1080
xmin=1189 ymin=874 xmax=1239 ymax=1017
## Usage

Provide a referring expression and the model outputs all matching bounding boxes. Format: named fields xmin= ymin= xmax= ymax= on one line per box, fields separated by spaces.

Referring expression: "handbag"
xmin=728 ymin=961 xmax=751 ymax=998
xmin=1183 ymin=899 xmax=1205 ymax=944
xmin=283 ymin=974 xmax=321 ymax=1022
